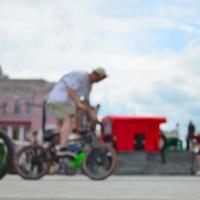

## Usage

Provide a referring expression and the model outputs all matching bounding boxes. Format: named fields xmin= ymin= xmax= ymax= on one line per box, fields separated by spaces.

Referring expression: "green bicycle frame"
xmin=70 ymin=151 xmax=86 ymax=169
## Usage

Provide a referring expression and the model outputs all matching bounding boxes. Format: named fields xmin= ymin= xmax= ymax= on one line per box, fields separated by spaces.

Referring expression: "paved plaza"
xmin=0 ymin=175 xmax=200 ymax=200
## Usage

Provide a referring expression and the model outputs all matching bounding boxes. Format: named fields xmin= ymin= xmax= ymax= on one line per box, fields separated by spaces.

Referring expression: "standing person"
xmin=31 ymin=131 xmax=38 ymax=145
xmin=186 ymin=121 xmax=196 ymax=151
xmin=47 ymin=67 xmax=107 ymax=155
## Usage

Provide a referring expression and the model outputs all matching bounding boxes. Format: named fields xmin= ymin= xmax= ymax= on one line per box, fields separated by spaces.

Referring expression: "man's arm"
xmin=67 ymin=87 xmax=88 ymax=111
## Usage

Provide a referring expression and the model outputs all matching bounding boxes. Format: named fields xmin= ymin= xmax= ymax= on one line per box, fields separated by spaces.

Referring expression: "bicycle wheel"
xmin=82 ymin=143 xmax=117 ymax=180
xmin=0 ymin=132 xmax=14 ymax=179
xmin=15 ymin=145 xmax=51 ymax=180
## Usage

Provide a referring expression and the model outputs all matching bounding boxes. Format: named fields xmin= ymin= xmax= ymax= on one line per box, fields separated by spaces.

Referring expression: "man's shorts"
xmin=48 ymin=102 xmax=76 ymax=120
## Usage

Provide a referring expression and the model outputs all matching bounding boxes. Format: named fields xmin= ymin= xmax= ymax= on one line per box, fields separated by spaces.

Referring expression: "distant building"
xmin=0 ymin=68 xmax=55 ymax=146
xmin=0 ymin=66 xmax=9 ymax=79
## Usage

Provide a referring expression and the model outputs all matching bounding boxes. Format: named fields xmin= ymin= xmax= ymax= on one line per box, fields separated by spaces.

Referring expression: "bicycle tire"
xmin=82 ymin=143 xmax=117 ymax=180
xmin=0 ymin=132 xmax=14 ymax=179
xmin=15 ymin=145 xmax=51 ymax=180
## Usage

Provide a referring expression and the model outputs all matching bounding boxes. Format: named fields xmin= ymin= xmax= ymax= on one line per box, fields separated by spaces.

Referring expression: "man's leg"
xmin=60 ymin=116 xmax=72 ymax=148
xmin=69 ymin=116 xmax=82 ymax=140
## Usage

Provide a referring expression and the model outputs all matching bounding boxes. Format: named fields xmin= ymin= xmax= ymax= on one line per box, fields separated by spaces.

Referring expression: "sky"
xmin=0 ymin=0 xmax=200 ymax=140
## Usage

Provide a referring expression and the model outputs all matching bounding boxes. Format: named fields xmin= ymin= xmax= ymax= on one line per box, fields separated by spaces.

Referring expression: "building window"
xmin=0 ymin=126 xmax=7 ymax=133
xmin=13 ymin=127 xmax=19 ymax=140
xmin=1 ymin=103 xmax=8 ymax=114
xmin=26 ymin=103 xmax=33 ymax=114
xmin=24 ymin=127 xmax=31 ymax=141
xmin=14 ymin=102 xmax=21 ymax=114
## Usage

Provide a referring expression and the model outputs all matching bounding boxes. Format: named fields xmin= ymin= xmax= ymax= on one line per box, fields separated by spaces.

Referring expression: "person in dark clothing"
xmin=159 ymin=130 xmax=167 ymax=164
xmin=186 ymin=121 xmax=196 ymax=151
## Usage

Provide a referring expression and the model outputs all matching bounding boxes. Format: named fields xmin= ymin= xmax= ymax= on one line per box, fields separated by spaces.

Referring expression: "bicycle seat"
xmin=43 ymin=129 xmax=59 ymax=141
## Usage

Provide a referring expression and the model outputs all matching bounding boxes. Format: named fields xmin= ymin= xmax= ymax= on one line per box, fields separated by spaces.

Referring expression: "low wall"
xmin=115 ymin=151 xmax=198 ymax=175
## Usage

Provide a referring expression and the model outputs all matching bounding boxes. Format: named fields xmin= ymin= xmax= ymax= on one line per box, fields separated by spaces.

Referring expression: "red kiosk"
xmin=102 ymin=116 xmax=166 ymax=152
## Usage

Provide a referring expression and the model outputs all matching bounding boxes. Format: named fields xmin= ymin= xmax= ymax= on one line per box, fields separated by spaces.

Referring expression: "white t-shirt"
xmin=47 ymin=71 xmax=92 ymax=105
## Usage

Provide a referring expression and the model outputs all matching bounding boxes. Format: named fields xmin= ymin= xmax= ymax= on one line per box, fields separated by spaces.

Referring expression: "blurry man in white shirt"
xmin=47 ymin=67 xmax=107 ymax=155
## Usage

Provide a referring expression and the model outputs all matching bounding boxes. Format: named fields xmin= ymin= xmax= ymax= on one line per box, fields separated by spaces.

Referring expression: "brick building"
xmin=0 ymin=67 xmax=55 ymax=146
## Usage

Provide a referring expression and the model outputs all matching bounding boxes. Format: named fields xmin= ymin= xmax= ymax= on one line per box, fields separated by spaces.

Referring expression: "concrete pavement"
xmin=0 ymin=175 xmax=200 ymax=200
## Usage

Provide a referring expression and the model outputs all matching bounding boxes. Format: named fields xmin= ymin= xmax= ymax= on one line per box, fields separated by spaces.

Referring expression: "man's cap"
xmin=93 ymin=67 xmax=107 ymax=79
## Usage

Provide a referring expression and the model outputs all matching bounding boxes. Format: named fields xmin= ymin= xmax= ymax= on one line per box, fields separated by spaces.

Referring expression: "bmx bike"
xmin=0 ymin=131 xmax=14 ymax=179
xmin=15 ymin=103 xmax=117 ymax=180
